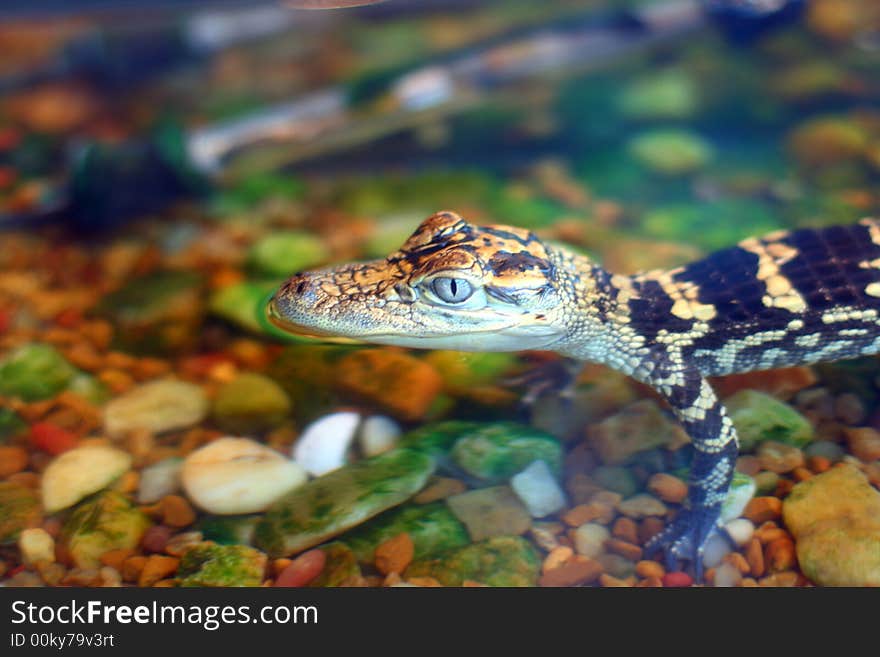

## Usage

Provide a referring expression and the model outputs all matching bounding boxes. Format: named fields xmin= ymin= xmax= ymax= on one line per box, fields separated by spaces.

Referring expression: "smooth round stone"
xmin=573 ymin=522 xmax=610 ymax=559
xmin=293 ymin=412 xmax=360 ymax=476
xmin=804 ymin=440 xmax=845 ymax=463
xmin=41 ymin=445 xmax=132 ymax=513
xmin=19 ymin=528 xmax=55 ymax=565
xmin=183 ymin=437 xmax=307 ymax=514
xmin=137 ymin=457 xmax=183 ymax=504
xmin=724 ymin=518 xmax=755 ymax=547
xmin=510 ymin=460 xmax=567 ymax=518
xmin=714 ymin=562 xmax=743 ymax=587
xmin=104 ymin=379 xmax=208 ymax=437
xmin=359 ymin=415 xmax=401 ymax=457
xmin=701 ymin=531 xmax=732 ymax=569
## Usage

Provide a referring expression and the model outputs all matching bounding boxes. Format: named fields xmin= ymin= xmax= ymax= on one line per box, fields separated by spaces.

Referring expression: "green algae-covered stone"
xmin=783 ymin=464 xmax=880 ymax=586
xmin=209 ymin=279 xmax=280 ymax=335
xmin=425 ymin=351 xmax=519 ymax=391
xmin=397 ymin=421 xmax=483 ymax=458
xmin=726 ymin=390 xmax=814 ymax=450
xmin=343 ymin=502 xmax=469 ymax=563
xmin=587 ymin=400 xmax=689 ymax=465
xmin=0 ymin=343 xmax=79 ymax=401
xmin=720 ymin=472 xmax=757 ymax=523
xmin=248 ymin=231 xmax=329 ymax=278
xmin=98 ymin=270 xmax=205 ymax=355
xmin=178 ymin=542 xmax=267 ymax=587
xmin=404 ymin=536 xmax=540 ymax=587
xmin=254 ymin=447 xmax=435 ymax=557
xmin=308 ymin=542 xmax=361 ymax=587
xmin=628 ymin=129 xmax=713 ymax=175
xmin=267 ymin=344 xmax=353 ymax=423
xmin=67 ymin=373 xmax=111 ymax=405
xmin=211 ymin=372 xmax=292 ymax=434
xmin=0 ymin=408 xmax=27 ymax=442
xmin=197 ymin=514 xmax=260 ymax=546
xmin=62 ymin=491 xmax=150 ymax=569
xmin=449 ymin=422 xmax=562 ymax=483
xmin=0 ymin=482 xmax=41 ymax=544
xmin=617 ymin=69 xmax=698 ymax=120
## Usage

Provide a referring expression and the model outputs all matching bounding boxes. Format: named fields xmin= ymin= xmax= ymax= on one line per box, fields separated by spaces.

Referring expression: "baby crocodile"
xmin=269 ymin=211 xmax=880 ymax=574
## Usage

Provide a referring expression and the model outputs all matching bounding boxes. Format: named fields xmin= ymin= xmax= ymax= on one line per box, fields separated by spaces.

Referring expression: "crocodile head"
xmin=267 ymin=211 xmax=584 ymax=352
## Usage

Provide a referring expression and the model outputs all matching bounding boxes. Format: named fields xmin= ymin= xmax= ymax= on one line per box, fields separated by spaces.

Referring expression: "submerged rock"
xmin=721 ymin=472 xmax=757 ymax=523
xmin=292 ymin=411 xmax=360 ymax=476
xmin=0 ymin=482 xmax=41 ymax=545
xmin=247 ymin=231 xmax=329 ymax=278
xmin=137 ymin=457 xmax=183 ymax=504
xmin=628 ymin=129 xmax=713 ymax=175
xmin=62 ymin=491 xmax=150 ymax=569
xmin=178 ymin=541 xmax=267 ymax=587
xmin=98 ymin=270 xmax=204 ymax=355
xmin=208 ymin=279 xmax=279 ymax=335
xmin=404 ymin=535 xmax=541 ymax=587
xmin=783 ymin=464 xmax=880 ymax=586
xmin=182 ymin=437 xmax=306 ymax=515
xmin=725 ymin=390 xmax=814 ymax=450
xmin=398 ymin=421 xmax=483 ymax=458
xmin=104 ymin=379 xmax=208 ymax=437
xmin=308 ymin=542 xmax=362 ymax=587
xmin=197 ymin=515 xmax=260 ymax=546
xmin=335 ymin=349 xmax=443 ymax=421
xmin=446 ymin=485 xmax=532 ymax=541
xmin=342 ymin=502 xmax=469 ymax=564
xmin=212 ymin=372 xmax=292 ymax=434
xmin=510 ymin=460 xmax=567 ymax=518
xmin=0 ymin=408 xmax=27 ymax=442
xmin=41 ymin=444 xmax=132 ymax=513
xmin=587 ymin=400 xmax=689 ymax=465
xmin=450 ymin=422 xmax=563 ymax=484
xmin=253 ymin=447 xmax=435 ymax=557
xmin=0 ymin=343 xmax=79 ymax=401
xmin=617 ymin=69 xmax=698 ymax=120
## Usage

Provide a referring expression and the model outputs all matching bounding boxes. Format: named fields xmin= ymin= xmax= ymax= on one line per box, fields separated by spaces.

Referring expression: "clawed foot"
xmin=643 ymin=505 xmax=723 ymax=582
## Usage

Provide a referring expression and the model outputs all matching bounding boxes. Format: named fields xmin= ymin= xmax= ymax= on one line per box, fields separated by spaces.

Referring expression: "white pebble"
xmin=19 ymin=528 xmax=55 ymax=565
xmin=104 ymin=379 xmax=208 ymax=437
xmin=573 ymin=523 xmax=610 ymax=559
xmin=713 ymin=562 xmax=743 ymax=587
xmin=724 ymin=518 xmax=755 ymax=547
xmin=720 ymin=474 xmax=757 ymax=522
xmin=510 ymin=460 xmax=567 ymax=518
xmin=359 ymin=415 xmax=401 ymax=457
xmin=293 ymin=411 xmax=360 ymax=476
xmin=137 ymin=457 xmax=183 ymax=504
xmin=702 ymin=531 xmax=733 ymax=569
xmin=41 ymin=445 xmax=132 ymax=513
xmin=183 ymin=437 xmax=307 ymax=514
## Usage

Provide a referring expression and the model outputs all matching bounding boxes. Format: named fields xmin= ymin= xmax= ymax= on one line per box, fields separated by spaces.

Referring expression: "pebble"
xmin=713 ymin=562 xmax=743 ymax=587
xmin=765 ymin=537 xmax=797 ymax=573
xmin=211 ymin=372 xmax=291 ymax=434
xmin=635 ymin=560 xmax=665 ymax=579
xmin=596 ymin=553 xmax=636 ymax=579
xmin=746 ymin=538 xmax=765 ymax=577
xmin=156 ymin=495 xmax=196 ymax=528
xmin=662 ymin=571 xmax=693 ymax=587
xmin=723 ymin=518 xmax=755 ymax=547
xmin=743 ymin=496 xmax=783 ymax=524
xmin=412 ymin=476 xmax=467 ymax=504
xmin=137 ymin=457 xmax=183 ymax=504
xmin=374 ymin=533 xmax=415 ymax=575
xmin=138 ymin=555 xmax=180 ymax=587
xmin=141 ymin=525 xmax=173 ymax=553
xmin=611 ymin=517 xmax=639 ymax=545
xmin=0 ymin=445 xmax=29 ymax=478
xmin=720 ymin=472 xmax=757 ymax=522
xmin=182 ymin=437 xmax=307 ymax=514
xmin=510 ymin=460 xmax=567 ymax=518
xmin=359 ymin=415 xmax=401 ymax=457
xmin=701 ymin=531 xmax=732 ymax=569
xmin=834 ymin=393 xmax=865 ymax=425
xmin=542 ymin=546 xmax=573 ymax=574
xmin=605 ymin=538 xmax=643 ymax=562
xmin=753 ymin=471 xmax=780 ymax=496
xmin=103 ymin=379 xmax=208 ymax=437
xmin=587 ymin=400 xmax=689 ymax=465
xmin=63 ymin=492 xmax=150 ymax=569
xmin=19 ymin=528 xmax=54 ymax=565
xmin=275 ymin=549 xmax=326 ymax=587
xmin=573 ymin=523 xmax=610 ymax=559
xmin=803 ymin=440 xmax=844 ymax=462
xmin=41 ymin=444 xmax=132 ymax=513
xmin=647 ymin=473 xmax=688 ymax=504
xmin=539 ymin=555 xmax=603 ymax=587
xmin=292 ymin=412 xmax=360 ymax=476
xmin=725 ymin=389 xmax=814 ymax=450
xmin=844 ymin=427 xmax=880 ymax=462
xmin=446 ymin=486 xmax=532 ymax=542
xmin=757 ymin=441 xmax=805 ymax=474
xmin=616 ymin=494 xmax=667 ymax=519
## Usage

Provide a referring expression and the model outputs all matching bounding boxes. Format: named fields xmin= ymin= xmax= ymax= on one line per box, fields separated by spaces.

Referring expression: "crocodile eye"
xmin=431 ymin=277 xmax=473 ymax=304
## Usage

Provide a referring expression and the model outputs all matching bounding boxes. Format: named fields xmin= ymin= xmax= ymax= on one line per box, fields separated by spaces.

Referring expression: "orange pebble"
xmin=159 ymin=495 xmax=197 ymax=528
xmin=611 ymin=517 xmax=639 ymax=544
xmin=765 ymin=537 xmax=797 ymax=573
xmin=743 ymin=496 xmax=782 ymax=524
xmin=635 ymin=559 xmax=665 ymax=579
xmin=0 ymin=445 xmax=29 ymax=477
xmin=138 ymin=555 xmax=180 ymax=587
xmin=374 ymin=533 xmax=415 ymax=576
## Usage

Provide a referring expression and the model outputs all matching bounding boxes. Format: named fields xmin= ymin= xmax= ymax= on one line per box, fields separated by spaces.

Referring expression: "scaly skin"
xmin=269 ymin=211 xmax=880 ymax=575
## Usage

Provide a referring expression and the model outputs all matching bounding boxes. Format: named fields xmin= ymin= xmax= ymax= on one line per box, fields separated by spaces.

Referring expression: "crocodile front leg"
xmin=640 ymin=353 xmax=739 ymax=578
